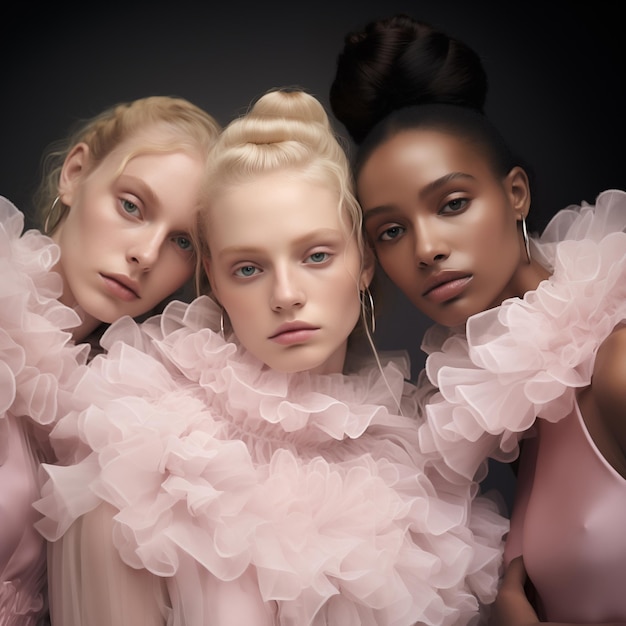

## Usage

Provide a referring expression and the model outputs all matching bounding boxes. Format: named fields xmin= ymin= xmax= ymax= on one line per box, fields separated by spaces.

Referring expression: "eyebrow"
xmin=363 ymin=172 xmax=476 ymax=222
xmin=116 ymin=175 xmax=160 ymax=208
xmin=217 ymin=228 xmax=345 ymax=257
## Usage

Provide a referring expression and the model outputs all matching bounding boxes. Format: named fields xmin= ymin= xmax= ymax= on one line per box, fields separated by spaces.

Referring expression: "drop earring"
xmin=44 ymin=196 xmax=62 ymax=234
xmin=521 ymin=215 xmax=532 ymax=264
xmin=360 ymin=287 xmax=376 ymax=334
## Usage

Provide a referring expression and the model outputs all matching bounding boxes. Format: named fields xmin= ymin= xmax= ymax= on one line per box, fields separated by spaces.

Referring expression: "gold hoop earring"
xmin=361 ymin=287 xmax=376 ymax=335
xmin=44 ymin=196 xmax=62 ymax=235
xmin=521 ymin=216 xmax=532 ymax=264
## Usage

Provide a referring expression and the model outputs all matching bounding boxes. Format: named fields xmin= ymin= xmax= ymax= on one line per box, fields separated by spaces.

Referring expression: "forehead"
xmin=206 ymin=171 xmax=346 ymax=239
xmin=357 ymin=129 xmax=492 ymax=198
xmin=98 ymin=124 xmax=197 ymax=169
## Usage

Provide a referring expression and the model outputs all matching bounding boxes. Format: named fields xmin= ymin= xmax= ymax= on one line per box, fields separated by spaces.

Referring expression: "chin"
xmin=265 ymin=355 xmax=327 ymax=375
xmin=268 ymin=361 xmax=313 ymax=374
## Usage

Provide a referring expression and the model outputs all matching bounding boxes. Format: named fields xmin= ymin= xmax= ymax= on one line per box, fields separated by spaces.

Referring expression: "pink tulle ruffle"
xmin=419 ymin=189 xmax=626 ymax=483
xmin=37 ymin=295 xmax=507 ymax=625
xmin=0 ymin=196 xmax=88 ymax=434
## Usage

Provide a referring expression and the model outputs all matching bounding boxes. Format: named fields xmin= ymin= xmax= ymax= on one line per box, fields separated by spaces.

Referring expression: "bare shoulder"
xmin=590 ymin=324 xmax=626 ymax=445
xmin=592 ymin=324 xmax=626 ymax=401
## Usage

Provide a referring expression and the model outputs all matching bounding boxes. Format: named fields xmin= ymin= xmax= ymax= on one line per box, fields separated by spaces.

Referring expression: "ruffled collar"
xmin=418 ymin=190 xmax=626 ymax=482
xmin=0 ymin=196 xmax=88 ymax=432
xmin=96 ymin=295 xmax=418 ymax=446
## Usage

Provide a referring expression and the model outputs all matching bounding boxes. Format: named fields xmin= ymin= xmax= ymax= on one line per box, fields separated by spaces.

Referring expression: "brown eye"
xmin=379 ymin=225 xmax=405 ymax=242
xmin=441 ymin=198 xmax=469 ymax=214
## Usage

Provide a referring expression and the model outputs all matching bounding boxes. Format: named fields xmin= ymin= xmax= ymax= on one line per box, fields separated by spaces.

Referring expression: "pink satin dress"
xmin=513 ymin=403 xmax=626 ymax=621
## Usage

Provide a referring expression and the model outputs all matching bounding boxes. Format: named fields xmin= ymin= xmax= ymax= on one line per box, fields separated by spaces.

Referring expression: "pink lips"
xmin=269 ymin=321 xmax=319 ymax=345
xmin=421 ymin=271 xmax=472 ymax=304
xmin=101 ymin=273 xmax=141 ymax=302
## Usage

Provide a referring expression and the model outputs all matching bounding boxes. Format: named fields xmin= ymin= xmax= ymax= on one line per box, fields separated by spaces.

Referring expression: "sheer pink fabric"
xmin=417 ymin=189 xmax=626 ymax=618
xmin=0 ymin=196 xmax=87 ymax=624
xmin=36 ymin=294 xmax=507 ymax=625
xmin=419 ymin=189 xmax=626 ymax=484
xmin=514 ymin=405 xmax=626 ymax=621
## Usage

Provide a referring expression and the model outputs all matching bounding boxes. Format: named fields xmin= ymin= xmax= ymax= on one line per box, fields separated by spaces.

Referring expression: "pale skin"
xmin=204 ymin=169 xmax=373 ymax=375
xmin=167 ymin=168 xmax=375 ymax=623
xmin=49 ymin=168 xmax=374 ymax=626
xmin=45 ymin=130 xmax=207 ymax=625
xmin=357 ymin=128 xmax=626 ymax=625
xmin=53 ymin=128 xmax=205 ymax=342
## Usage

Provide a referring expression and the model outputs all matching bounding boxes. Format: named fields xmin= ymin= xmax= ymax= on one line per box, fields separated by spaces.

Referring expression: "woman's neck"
xmin=50 ymin=255 xmax=103 ymax=343
xmin=493 ymin=257 xmax=551 ymax=308
xmin=70 ymin=313 xmax=103 ymax=343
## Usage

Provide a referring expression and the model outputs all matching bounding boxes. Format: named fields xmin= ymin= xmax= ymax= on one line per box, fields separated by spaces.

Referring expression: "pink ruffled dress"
xmin=36 ymin=295 xmax=507 ymax=626
xmin=0 ymin=197 xmax=87 ymax=625
xmin=417 ymin=189 xmax=626 ymax=620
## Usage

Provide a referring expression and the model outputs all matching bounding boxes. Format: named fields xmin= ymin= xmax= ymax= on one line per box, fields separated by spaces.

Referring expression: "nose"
xmin=413 ymin=217 xmax=450 ymax=267
xmin=127 ymin=226 xmax=166 ymax=271
xmin=270 ymin=265 xmax=305 ymax=312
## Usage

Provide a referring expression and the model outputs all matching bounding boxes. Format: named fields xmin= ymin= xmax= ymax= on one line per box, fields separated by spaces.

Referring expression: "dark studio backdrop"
xmin=2 ymin=0 xmax=624 ymax=507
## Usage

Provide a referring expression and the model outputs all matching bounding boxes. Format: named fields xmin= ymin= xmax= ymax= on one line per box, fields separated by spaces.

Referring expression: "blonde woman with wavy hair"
xmin=1 ymin=95 xmax=220 ymax=625
xmin=36 ymin=89 xmax=506 ymax=625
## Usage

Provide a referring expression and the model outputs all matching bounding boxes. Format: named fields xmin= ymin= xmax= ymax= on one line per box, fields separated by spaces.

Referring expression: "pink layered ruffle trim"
xmin=419 ymin=189 xmax=626 ymax=483
xmin=0 ymin=197 xmax=87 ymax=448
xmin=37 ymin=295 xmax=508 ymax=625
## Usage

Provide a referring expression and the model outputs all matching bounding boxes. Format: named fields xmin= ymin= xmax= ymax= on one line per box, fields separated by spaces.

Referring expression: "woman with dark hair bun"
xmin=330 ymin=14 xmax=488 ymax=145
xmin=330 ymin=13 xmax=626 ymax=626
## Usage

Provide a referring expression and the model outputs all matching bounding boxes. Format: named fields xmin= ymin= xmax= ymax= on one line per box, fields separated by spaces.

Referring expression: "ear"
xmin=359 ymin=244 xmax=376 ymax=291
xmin=58 ymin=143 xmax=90 ymax=206
xmin=504 ymin=166 xmax=531 ymax=220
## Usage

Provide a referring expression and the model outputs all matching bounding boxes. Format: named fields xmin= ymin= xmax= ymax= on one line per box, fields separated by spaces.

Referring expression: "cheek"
xmin=375 ymin=243 xmax=414 ymax=287
xmin=475 ymin=215 xmax=518 ymax=263
xmin=221 ymin=288 xmax=257 ymax=327
xmin=335 ymin=273 xmax=363 ymax=326
xmin=151 ymin=257 xmax=195 ymax=296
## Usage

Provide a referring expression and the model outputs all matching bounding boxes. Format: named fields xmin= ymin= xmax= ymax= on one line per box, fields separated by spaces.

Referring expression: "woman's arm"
xmin=47 ymin=502 xmax=170 ymax=626
xmin=489 ymin=558 xmax=626 ymax=626
xmin=488 ymin=557 xmax=539 ymax=625
xmin=587 ymin=324 xmax=626 ymax=474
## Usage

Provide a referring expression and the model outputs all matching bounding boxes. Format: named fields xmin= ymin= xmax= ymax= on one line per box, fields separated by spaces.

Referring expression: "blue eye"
xmin=235 ymin=265 xmax=258 ymax=277
xmin=307 ymin=252 xmax=329 ymax=264
xmin=121 ymin=199 xmax=140 ymax=215
xmin=174 ymin=235 xmax=193 ymax=251
xmin=379 ymin=225 xmax=405 ymax=242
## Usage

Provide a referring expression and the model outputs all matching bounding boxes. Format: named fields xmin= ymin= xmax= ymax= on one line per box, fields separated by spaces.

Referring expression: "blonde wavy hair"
xmin=35 ymin=95 xmax=221 ymax=235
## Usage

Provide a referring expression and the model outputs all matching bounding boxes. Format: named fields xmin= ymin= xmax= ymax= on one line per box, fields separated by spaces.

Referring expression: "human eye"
xmin=440 ymin=197 xmax=469 ymax=214
xmin=120 ymin=198 xmax=141 ymax=217
xmin=305 ymin=251 xmax=330 ymax=264
xmin=173 ymin=234 xmax=194 ymax=253
xmin=234 ymin=264 xmax=260 ymax=278
xmin=378 ymin=224 xmax=406 ymax=242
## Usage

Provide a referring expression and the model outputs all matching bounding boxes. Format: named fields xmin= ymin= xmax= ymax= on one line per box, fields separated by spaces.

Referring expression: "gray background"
xmin=2 ymin=0 xmax=624 ymax=505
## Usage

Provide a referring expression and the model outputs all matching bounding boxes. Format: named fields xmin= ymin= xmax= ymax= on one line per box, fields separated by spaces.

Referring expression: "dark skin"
xmin=356 ymin=129 xmax=626 ymax=625
xmin=490 ymin=556 xmax=626 ymax=626
xmin=489 ymin=325 xmax=626 ymax=625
